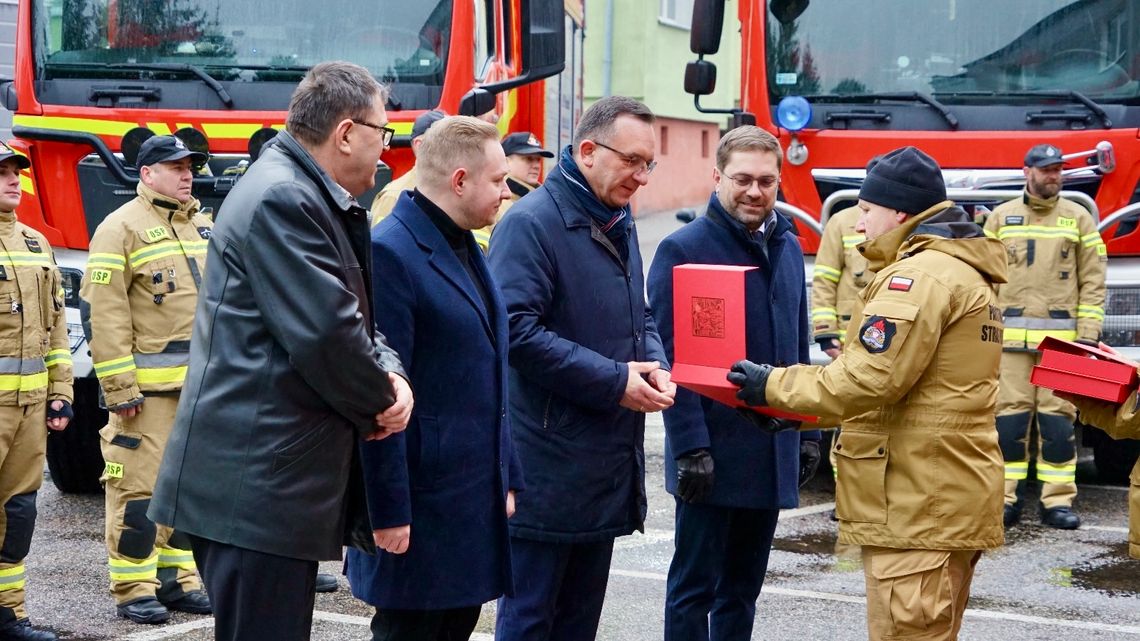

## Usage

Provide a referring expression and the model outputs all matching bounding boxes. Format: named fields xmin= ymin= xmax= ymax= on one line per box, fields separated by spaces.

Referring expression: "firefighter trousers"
xmin=995 ymin=352 xmax=1078 ymax=509
xmin=0 ymin=403 xmax=47 ymax=624
xmin=862 ymin=546 xmax=982 ymax=641
xmin=100 ymin=393 xmax=199 ymax=605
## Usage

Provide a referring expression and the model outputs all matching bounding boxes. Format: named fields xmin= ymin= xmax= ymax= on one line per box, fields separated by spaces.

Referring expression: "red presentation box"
xmin=669 ymin=264 xmax=816 ymax=423
xmin=1030 ymin=336 xmax=1139 ymax=404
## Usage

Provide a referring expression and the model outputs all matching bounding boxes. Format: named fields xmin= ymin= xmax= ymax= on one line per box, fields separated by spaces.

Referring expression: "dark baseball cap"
xmin=1024 ymin=143 xmax=1064 ymax=168
xmin=0 ymin=142 xmax=30 ymax=169
xmin=411 ymin=109 xmax=447 ymax=140
xmin=136 ymin=135 xmax=208 ymax=170
xmin=501 ymin=132 xmax=553 ymax=158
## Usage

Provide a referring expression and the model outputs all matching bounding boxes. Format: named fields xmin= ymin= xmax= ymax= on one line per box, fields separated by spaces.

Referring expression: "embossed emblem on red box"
xmin=691 ymin=297 xmax=725 ymax=338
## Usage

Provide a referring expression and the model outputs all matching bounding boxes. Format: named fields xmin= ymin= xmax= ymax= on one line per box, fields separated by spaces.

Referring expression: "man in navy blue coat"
xmin=488 ymin=96 xmax=677 ymax=641
xmin=647 ymin=126 xmax=822 ymax=641
xmin=346 ymin=116 xmax=523 ymax=640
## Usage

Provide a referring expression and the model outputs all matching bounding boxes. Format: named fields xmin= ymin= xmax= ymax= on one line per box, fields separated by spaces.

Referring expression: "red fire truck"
xmin=1 ymin=0 xmax=581 ymax=492
xmin=684 ymin=0 xmax=1140 ymax=480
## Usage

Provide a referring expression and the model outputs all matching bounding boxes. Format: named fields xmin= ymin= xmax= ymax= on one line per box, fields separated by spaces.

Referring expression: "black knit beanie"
xmin=858 ymin=146 xmax=946 ymax=215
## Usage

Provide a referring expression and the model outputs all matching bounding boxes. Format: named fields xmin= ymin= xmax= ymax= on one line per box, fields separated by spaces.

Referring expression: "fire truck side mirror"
xmin=520 ymin=0 xmax=566 ymax=82
xmin=690 ymin=0 xmax=725 ymax=55
xmin=770 ymin=0 xmax=810 ymax=24
xmin=459 ymin=89 xmax=497 ymax=118
xmin=684 ymin=61 xmax=717 ymax=96
xmin=0 ymin=78 xmax=16 ymax=112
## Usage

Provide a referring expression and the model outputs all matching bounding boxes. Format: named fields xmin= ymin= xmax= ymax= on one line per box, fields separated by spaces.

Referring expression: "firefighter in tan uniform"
xmin=370 ymin=109 xmax=444 ymax=225
xmin=80 ymin=136 xmax=212 ymax=625
xmin=0 ymin=146 xmax=73 ymax=641
xmin=729 ymin=147 xmax=1007 ymax=641
xmin=1057 ymin=372 xmax=1140 ymax=559
xmin=983 ymin=143 xmax=1107 ymax=530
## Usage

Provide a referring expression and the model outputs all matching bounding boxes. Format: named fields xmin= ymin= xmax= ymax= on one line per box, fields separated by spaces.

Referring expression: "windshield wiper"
xmin=46 ymin=61 xmax=234 ymax=108
xmin=801 ymin=92 xmax=958 ymax=129
xmin=1004 ymin=91 xmax=1111 ymax=129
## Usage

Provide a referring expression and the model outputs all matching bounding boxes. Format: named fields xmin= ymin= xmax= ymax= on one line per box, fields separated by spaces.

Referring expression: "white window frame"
xmin=658 ymin=0 xmax=694 ymax=30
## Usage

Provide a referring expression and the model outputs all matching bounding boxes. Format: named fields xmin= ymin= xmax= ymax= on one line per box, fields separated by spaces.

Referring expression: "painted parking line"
xmin=122 ymin=611 xmax=496 ymax=640
xmin=610 ymin=569 xmax=1140 ymax=635
xmin=1085 ymin=524 xmax=1130 ymax=534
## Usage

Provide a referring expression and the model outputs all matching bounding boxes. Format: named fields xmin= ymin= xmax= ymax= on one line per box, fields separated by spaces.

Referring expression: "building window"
xmin=701 ymin=129 xmax=709 ymax=158
xmin=660 ymin=125 xmax=669 ymax=155
xmin=659 ymin=0 xmax=693 ymax=30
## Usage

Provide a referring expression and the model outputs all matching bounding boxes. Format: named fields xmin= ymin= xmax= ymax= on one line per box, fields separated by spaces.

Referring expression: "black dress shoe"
xmin=0 ymin=619 xmax=57 ymax=641
xmin=116 ymin=597 xmax=170 ymax=624
xmin=1003 ymin=504 xmax=1021 ymax=528
xmin=315 ymin=573 xmax=339 ymax=593
xmin=1041 ymin=506 xmax=1081 ymax=530
xmin=162 ymin=589 xmax=212 ymax=614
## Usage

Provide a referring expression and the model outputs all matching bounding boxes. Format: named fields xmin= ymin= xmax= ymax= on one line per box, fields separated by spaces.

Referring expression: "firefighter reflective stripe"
xmin=1078 ymin=305 xmax=1105 ymax=321
xmin=1003 ymin=328 xmax=1078 ymax=346
xmin=1081 ymin=231 xmax=1105 ymax=248
xmin=472 ymin=229 xmax=491 ymax=252
xmin=156 ymin=547 xmax=196 ymax=570
xmin=94 ymin=355 xmax=136 ymax=377
xmin=996 ymin=225 xmax=1080 ymax=242
xmin=127 ymin=240 xmax=207 ymax=269
xmin=1037 ymin=461 xmax=1076 ymax=484
xmin=812 ymin=306 xmax=839 ymax=322
xmin=108 ymin=555 xmax=158 ymax=582
xmin=44 ymin=349 xmax=72 ymax=369
xmin=813 ymin=264 xmax=841 ymax=283
xmin=841 ymin=234 xmax=865 ymax=248
xmin=132 ymin=351 xmax=189 ymax=385
xmin=1004 ymin=317 xmax=1077 ymax=330
xmin=0 ymin=564 xmax=26 ymax=592
xmin=87 ymin=253 xmax=127 ymax=271
xmin=0 ymin=251 xmax=54 ymax=268
xmin=0 ymin=358 xmax=49 ymax=392
xmin=1005 ymin=461 xmax=1029 ymax=480
xmin=983 ymin=228 xmax=998 ymax=239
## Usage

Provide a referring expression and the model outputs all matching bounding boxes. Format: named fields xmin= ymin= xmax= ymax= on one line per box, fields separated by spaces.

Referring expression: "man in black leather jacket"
xmin=149 ymin=61 xmax=413 ymax=641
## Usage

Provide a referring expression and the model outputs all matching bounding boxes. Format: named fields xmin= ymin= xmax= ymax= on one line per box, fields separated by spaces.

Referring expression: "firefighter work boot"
xmin=116 ymin=597 xmax=170 ymax=624
xmin=0 ymin=619 xmax=57 ymax=641
xmin=315 ymin=573 xmax=339 ymax=593
xmin=1003 ymin=504 xmax=1021 ymax=528
xmin=161 ymin=589 xmax=212 ymax=614
xmin=1041 ymin=506 xmax=1081 ymax=530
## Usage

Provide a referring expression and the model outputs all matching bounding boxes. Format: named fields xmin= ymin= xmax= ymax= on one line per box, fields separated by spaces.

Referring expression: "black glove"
xmin=1074 ymin=338 xmax=1099 ymax=347
xmin=735 ymin=409 xmax=799 ymax=434
xmin=676 ymin=449 xmax=715 ymax=503
xmin=799 ymin=439 xmax=821 ymax=488
xmin=726 ymin=360 xmax=773 ymax=406
xmin=816 ymin=336 xmax=840 ymax=351
xmin=47 ymin=400 xmax=74 ymax=421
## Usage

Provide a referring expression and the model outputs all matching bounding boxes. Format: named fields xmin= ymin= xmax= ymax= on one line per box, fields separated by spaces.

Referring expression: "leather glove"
xmin=799 ymin=439 xmax=821 ymax=488
xmin=735 ymin=409 xmax=799 ymax=434
xmin=726 ymin=360 xmax=773 ymax=406
xmin=47 ymin=400 xmax=74 ymax=421
xmin=676 ymin=449 xmax=715 ymax=503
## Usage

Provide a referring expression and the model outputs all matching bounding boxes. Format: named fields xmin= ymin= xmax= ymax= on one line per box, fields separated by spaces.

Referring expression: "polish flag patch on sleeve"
xmin=887 ymin=276 xmax=914 ymax=292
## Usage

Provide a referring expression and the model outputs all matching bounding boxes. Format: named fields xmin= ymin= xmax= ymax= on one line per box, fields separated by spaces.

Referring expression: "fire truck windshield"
xmin=767 ymin=0 xmax=1139 ymax=104
xmin=33 ymin=0 xmax=452 ymax=108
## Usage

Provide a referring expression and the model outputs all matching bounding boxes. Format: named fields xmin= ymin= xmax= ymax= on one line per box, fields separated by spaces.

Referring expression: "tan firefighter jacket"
xmin=80 ymin=182 xmax=212 ymax=409
xmin=1065 ymin=389 xmax=1140 ymax=558
xmin=812 ymin=205 xmax=874 ymax=344
xmin=763 ymin=202 xmax=1007 ymax=550
xmin=983 ymin=192 xmax=1106 ymax=349
xmin=0 ymin=211 xmax=72 ymax=406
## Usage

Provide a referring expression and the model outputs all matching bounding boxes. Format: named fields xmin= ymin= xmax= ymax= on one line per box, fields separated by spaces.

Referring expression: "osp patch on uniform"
xmin=1005 ymin=215 xmax=1024 ymax=225
xmin=887 ymin=276 xmax=913 ymax=292
xmin=103 ymin=461 xmax=123 ymax=479
xmin=90 ymin=269 xmax=112 ymax=285
xmin=860 ymin=316 xmax=896 ymax=353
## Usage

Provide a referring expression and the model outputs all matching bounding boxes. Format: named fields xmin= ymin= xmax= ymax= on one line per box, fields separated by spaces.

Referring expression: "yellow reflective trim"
xmin=997 ymin=226 xmax=1079 ymax=242
xmin=841 ymin=234 xmax=865 ymax=247
xmin=103 ymin=461 xmax=123 ymax=479
xmin=129 ymin=243 xmax=185 ymax=268
xmin=1078 ymin=305 xmax=1105 ymax=320
xmin=813 ymin=265 xmax=841 ymax=283
xmin=135 ymin=366 xmax=187 ymax=385
xmin=0 ymin=372 xmax=48 ymax=392
xmin=13 ymin=114 xmax=138 ymax=137
xmin=1082 ymin=232 xmax=1103 ymax=242
xmin=0 ymin=251 xmax=53 ymax=267
xmin=44 ymin=350 xmax=72 ymax=368
xmin=108 ymin=555 xmax=158 ymax=582
xmin=19 ymin=173 xmax=34 ymax=196
xmin=1005 ymin=461 xmax=1029 ymax=480
xmin=200 ymin=123 xmax=282 ymax=139
xmin=1003 ymin=328 xmax=1078 ymax=347
xmin=812 ymin=308 xmax=838 ymax=320
xmin=983 ymin=228 xmax=998 ymax=239
xmin=146 ymin=122 xmax=173 ymax=136
xmin=1037 ymin=462 xmax=1076 ymax=483
xmin=94 ymin=355 xmax=136 ymax=377
xmin=157 ymin=548 xmax=196 ymax=569
xmin=0 ymin=564 xmax=24 ymax=578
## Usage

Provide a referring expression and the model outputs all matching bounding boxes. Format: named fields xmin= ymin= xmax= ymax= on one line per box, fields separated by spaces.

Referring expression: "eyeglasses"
xmin=593 ymin=141 xmax=657 ymax=175
xmin=725 ymin=173 xmax=780 ymax=191
xmin=352 ymin=119 xmax=396 ymax=147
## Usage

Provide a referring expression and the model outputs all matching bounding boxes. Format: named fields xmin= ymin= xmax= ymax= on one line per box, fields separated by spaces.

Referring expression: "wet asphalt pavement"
xmin=22 ymin=209 xmax=1140 ymax=639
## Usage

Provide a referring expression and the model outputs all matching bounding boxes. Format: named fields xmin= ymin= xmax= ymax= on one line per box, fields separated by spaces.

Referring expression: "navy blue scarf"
xmin=549 ymin=145 xmax=631 ymax=258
